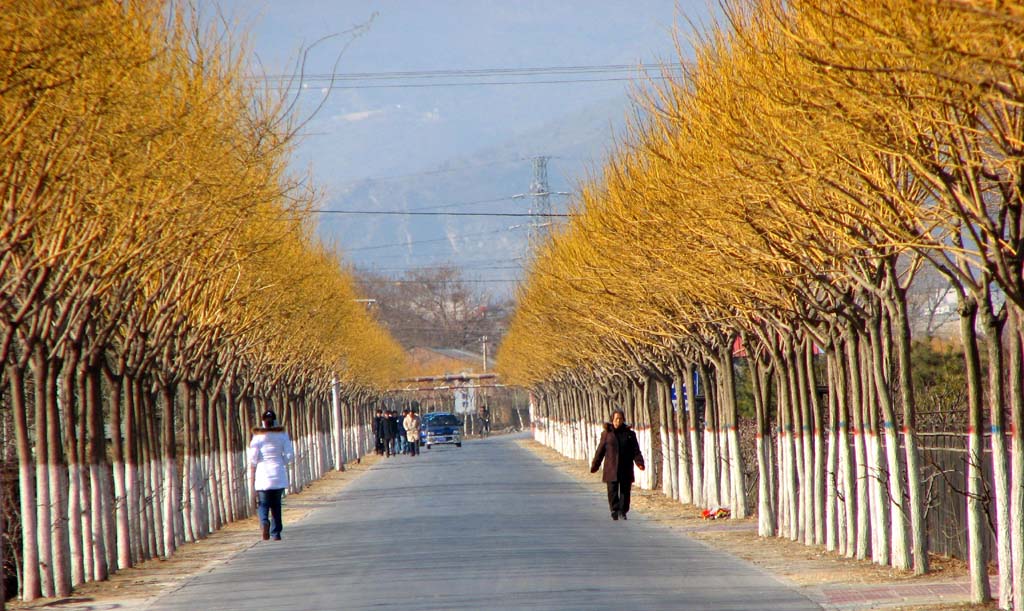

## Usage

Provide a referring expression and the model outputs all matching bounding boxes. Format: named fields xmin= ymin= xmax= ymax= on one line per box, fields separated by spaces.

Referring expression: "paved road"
xmin=148 ymin=434 xmax=820 ymax=611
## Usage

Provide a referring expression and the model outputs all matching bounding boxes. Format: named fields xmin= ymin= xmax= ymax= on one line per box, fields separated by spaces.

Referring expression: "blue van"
xmin=420 ymin=412 xmax=463 ymax=449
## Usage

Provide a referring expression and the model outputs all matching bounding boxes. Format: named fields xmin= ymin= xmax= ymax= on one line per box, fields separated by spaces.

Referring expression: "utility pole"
xmin=481 ymin=335 xmax=488 ymax=372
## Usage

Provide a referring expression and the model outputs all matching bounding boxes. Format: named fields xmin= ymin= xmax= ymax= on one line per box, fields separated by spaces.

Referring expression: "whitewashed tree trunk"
xmin=750 ymin=354 xmax=775 ymax=537
xmin=685 ymin=363 xmax=704 ymax=508
xmin=719 ymin=426 xmax=732 ymax=509
xmin=865 ymin=428 xmax=887 ymax=564
xmin=10 ymin=366 xmax=41 ymax=600
xmin=834 ymin=355 xmax=855 ymax=557
xmin=1008 ymin=314 xmax=1024 ymax=611
xmin=67 ymin=462 xmax=84 ymax=585
xmin=331 ymin=377 xmax=344 ymax=470
xmin=91 ymin=463 xmax=109 ymax=580
xmin=980 ymin=311 xmax=1013 ymax=607
xmin=719 ymin=346 xmax=746 ymax=518
xmin=673 ymin=371 xmax=692 ymax=505
xmin=704 ymin=424 xmax=720 ymax=508
xmin=825 ymin=417 xmax=838 ymax=551
xmin=792 ymin=352 xmax=812 ymax=545
xmin=843 ymin=333 xmax=870 ymax=560
xmin=33 ymin=367 xmax=54 ymax=597
xmin=889 ymin=292 xmax=928 ymax=576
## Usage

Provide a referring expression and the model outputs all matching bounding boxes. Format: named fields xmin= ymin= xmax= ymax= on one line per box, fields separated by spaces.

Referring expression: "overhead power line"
xmin=333 ymin=158 xmax=525 ymax=185
xmin=273 ymin=76 xmax=669 ymax=90
xmin=316 ymin=210 xmax=571 ymax=217
xmin=380 ymin=278 xmax=521 ymax=284
xmin=341 ymin=227 xmax=526 ymax=253
xmin=357 ymin=264 xmax=523 ymax=272
xmin=254 ymin=62 xmax=684 ymax=90
xmin=330 ymin=193 xmax=571 ymax=214
xmin=254 ymin=62 xmax=685 ymax=82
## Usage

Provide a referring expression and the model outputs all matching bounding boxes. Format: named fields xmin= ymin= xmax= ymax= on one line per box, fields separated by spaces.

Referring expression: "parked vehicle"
xmin=420 ymin=412 xmax=463 ymax=449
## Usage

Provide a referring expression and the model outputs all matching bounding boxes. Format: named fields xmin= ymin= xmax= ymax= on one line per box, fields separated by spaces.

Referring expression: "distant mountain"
xmin=316 ymin=95 xmax=639 ymax=295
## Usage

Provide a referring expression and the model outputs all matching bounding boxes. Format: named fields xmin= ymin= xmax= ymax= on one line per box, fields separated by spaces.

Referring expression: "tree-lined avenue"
xmin=144 ymin=436 xmax=819 ymax=611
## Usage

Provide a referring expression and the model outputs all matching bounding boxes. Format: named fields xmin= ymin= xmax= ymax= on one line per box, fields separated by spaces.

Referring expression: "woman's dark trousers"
xmin=606 ymin=481 xmax=631 ymax=517
xmin=258 ymin=489 xmax=284 ymax=539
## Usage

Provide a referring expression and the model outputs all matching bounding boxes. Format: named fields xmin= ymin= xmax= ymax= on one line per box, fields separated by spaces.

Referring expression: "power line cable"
xmin=322 ymin=192 xmax=572 ymax=215
xmin=378 ymin=278 xmax=521 ymax=284
xmin=317 ymin=210 xmax=570 ymax=217
xmin=272 ymin=76 xmax=669 ymax=91
xmin=253 ymin=62 xmax=685 ymax=82
xmin=341 ymin=227 xmax=525 ymax=253
xmin=352 ymin=256 xmax=525 ymax=269
xmin=356 ymin=264 xmax=523 ymax=272
xmin=332 ymin=158 xmax=525 ymax=185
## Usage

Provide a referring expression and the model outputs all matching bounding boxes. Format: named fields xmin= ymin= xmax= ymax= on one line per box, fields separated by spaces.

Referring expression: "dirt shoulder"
xmin=9 ymin=455 xmax=379 ymax=610
xmin=517 ymin=439 xmax=999 ymax=611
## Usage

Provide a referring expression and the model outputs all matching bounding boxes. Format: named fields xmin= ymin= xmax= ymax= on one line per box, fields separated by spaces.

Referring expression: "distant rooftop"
xmin=422 ymin=347 xmax=483 ymax=362
xmin=406 ymin=346 xmax=487 ymax=378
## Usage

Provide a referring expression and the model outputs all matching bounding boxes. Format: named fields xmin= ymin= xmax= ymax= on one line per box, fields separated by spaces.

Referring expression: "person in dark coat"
xmin=590 ymin=409 xmax=645 ymax=520
xmin=384 ymin=410 xmax=398 ymax=457
xmin=396 ymin=410 xmax=408 ymax=454
xmin=372 ymin=409 xmax=385 ymax=455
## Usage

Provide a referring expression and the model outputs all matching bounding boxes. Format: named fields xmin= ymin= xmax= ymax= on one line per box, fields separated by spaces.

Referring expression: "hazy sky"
xmin=215 ymin=1 xmax=715 ymax=175
xmin=207 ymin=1 xmax=717 ymax=285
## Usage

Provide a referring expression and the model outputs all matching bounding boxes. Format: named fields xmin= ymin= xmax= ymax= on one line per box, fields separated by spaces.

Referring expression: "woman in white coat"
xmin=403 ymin=409 xmax=421 ymax=457
xmin=248 ymin=409 xmax=295 ymax=540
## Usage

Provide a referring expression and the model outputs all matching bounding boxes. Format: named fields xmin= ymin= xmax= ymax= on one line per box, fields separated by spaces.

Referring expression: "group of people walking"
xmin=246 ymin=403 xmax=640 ymax=545
xmin=373 ymin=408 xmax=422 ymax=457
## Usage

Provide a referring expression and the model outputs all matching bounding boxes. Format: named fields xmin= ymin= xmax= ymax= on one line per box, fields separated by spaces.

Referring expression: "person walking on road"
xmin=385 ymin=410 xmax=399 ymax=457
xmin=404 ymin=409 xmax=421 ymax=456
xmin=249 ymin=409 xmax=295 ymax=540
xmin=590 ymin=409 xmax=645 ymax=520
xmin=373 ymin=409 xmax=385 ymax=455
xmin=478 ymin=404 xmax=491 ymax=437
xmin=397 ymin=409 xmax=408 ymax=454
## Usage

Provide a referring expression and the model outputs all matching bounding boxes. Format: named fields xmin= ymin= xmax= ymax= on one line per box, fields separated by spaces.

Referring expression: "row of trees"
xmin=1 ymin=1 xmax=404 ymax=603
xmin=498 ymin=1 xmax=1024 ymax=608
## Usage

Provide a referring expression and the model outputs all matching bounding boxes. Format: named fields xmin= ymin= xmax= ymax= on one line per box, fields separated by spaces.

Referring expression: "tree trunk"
xmin=960 ymin=297 xmax=991 ymax=603
xmin=699 ymin=363 xmax=720 ymax=508
xmin=103 ymin=367 xmax=131 ymax=570
xmin=825 ymin=351 xmax=838 ymax=552
xmin=889 ymin=291 xmax=928 ymax=575
xmin=673 ymin=370 xmax=693 ymax=505
xmin=84 ymin=365 xmax=108 ymax=581
xmin=794 ymin=343 xmax=814 ymax=544
xmin=835 ymin=342 xmax=856 ymax=556
xmin=844 ymin=330 xmax=870 ymax=560
xmin=685 ymin=362 xmax=703 ymax=508
xmin=981 ymin=304 xmax=1011 ymax=604
xmin=805 ymin=341 xmax=825 ymax=547
xmin=1008 ymin=309 xmax=1024 ymax=611
xmin=60 ymin=353 xmax=84 ymax=587
xmin=750 ymin=353 xmax=776 ymax=536
xmin=720 ymin=346 xmax=747 ymax=518
xmin=30 ymin=348 xmax=54 ymax=597
xmin=160 ymin=384 xmax=178 ymax=558
xmin=9 ymin=364 xmax=41 ymax=600
xmin=331 ymin=376 xmax=345 ymax=470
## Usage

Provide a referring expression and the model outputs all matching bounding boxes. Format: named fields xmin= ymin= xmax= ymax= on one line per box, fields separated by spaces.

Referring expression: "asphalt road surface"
xmin=147 ymin=434 xmax=820 ymax=611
